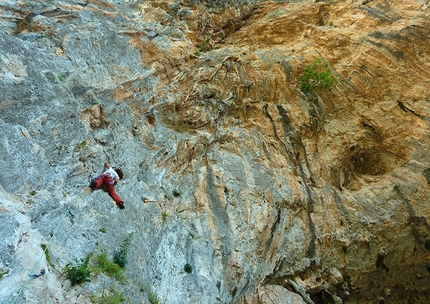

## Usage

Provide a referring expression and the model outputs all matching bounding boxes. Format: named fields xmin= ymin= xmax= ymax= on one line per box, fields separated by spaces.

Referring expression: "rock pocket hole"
xmin=351 ymin=150 xmax=397 ymax=176
xmin=333 ymin=145 xmax=408 ymax=190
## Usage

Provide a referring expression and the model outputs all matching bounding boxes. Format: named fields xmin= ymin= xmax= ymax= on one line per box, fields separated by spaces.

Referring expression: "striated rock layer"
xmin=0 ymin=0 xmax=430 ymax=303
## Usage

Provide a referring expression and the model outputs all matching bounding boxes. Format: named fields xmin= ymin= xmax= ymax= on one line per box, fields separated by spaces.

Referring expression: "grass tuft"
xmin=92 ymin=253 xmax=125 ymax=282
xmin=62 ymin=254 xmax=92 ymax=286
xmin=90 ymin=285 xmax=124 ymax=304
xmin=140 ymin=283 xmax=162 ymax=304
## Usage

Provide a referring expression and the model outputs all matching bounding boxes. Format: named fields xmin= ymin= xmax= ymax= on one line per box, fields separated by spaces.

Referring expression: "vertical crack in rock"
xmin=307 ymin=213 xmax=317 ymax=258
xmin=275 ymin=105 xmax=314 ymax=194
xmin=272 ymin=105 xmax=316 ymax=257
xmin=264 ymin=103 xmax=317 ymax=258
xmin=332 ymin=189 xmax=350 ymax=224
xmin=265 ymin=208 xmax=282 ymax=256
xmin=276 ymin=105 xmax=317 ymax=257
xmin=205 ymin=157 xmax=232 ymax=282
xmin=262 ymin=103 xmax=296 ymax=166
xmin=296 ymin=129 xmax=317 ymax=187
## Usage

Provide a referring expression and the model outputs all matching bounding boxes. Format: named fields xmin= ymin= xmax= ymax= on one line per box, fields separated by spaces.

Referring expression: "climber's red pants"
xmin=93 ymin=174 xmax=123 ymax=204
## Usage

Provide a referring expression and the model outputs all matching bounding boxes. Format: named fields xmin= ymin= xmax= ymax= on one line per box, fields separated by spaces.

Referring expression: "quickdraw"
xmin=28 ymin=269 xmax=45 ymax=279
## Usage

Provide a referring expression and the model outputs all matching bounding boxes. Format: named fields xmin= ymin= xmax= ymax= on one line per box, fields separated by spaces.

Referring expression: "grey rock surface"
xmin=0 ymin=1 xmax=258 ymax=303
xmin=1 ymin=0 xmax=430 ymax=303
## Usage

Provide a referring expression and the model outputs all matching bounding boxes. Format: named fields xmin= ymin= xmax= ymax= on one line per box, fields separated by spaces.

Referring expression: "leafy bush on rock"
xmin=299 ymin=58 xmax=337 ymax=93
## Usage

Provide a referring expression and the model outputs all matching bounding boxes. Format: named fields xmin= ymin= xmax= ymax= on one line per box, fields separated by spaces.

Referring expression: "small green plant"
xmin=393 ymin=184 xmax=400 ymax=190
xmin=196 ymin=36 xmax=211 ymax=55
xmin=90 ymin=285 xmax=124 ymax=304
xmin=140 ymin=283 xmax=162 ymax=304
xmin=199 ymin=36 xmax=211 ymax=52
xmin=41 ymin=244 xmax=53 ymax=267
xmin=80 ymin=139 xmax=88 ymax=148
xmin=184 ymin=263 xmax=192 ymax=274
xmin=29 ymin=190 xmax=37 ymax=196
xmin=172 ymin=189 xmax=181 ymax=197
xmin=299 ymin=58 xmax=337 ymax=93
xmin=113 ymin=232 xmax=134 ymax=268
xmin=58 ymin=73 xmax=67 ymax=82
xmin=63 ymin=254 xmax=92 ymax=286
xmin=92 ymin=253 xmax=125 ymax=282
xmin=161 ymin=211 xmax=169 ymax=222
xmin=99 ymin=227 xmax=107 ymax=233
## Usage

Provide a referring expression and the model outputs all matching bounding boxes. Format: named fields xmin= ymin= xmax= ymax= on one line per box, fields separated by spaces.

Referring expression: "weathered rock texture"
xmin=1 ymin=0 xmax=430 ymax=303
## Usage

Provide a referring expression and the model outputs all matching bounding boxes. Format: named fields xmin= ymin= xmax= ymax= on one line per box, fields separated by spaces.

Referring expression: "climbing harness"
xmin=11 ymin=186 xmax=87 ymax=304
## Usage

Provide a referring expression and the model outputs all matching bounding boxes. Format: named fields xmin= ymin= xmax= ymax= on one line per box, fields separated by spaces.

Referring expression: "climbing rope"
xmin=11 ymin=186 xmax=87 ymax=304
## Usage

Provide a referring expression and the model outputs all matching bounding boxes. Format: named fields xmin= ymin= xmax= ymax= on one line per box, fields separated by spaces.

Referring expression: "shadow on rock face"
xmin=422 ymin=168 xmax=430 ymax=184
xmin=331 ymin=142 xmax=409 ymax=190
xmin=351 ymin=149 xmax=402 ymax=176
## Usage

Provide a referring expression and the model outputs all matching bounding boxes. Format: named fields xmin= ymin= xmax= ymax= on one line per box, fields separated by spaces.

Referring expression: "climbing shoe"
xmin=117 ymin=202 xmax=125 ymax=209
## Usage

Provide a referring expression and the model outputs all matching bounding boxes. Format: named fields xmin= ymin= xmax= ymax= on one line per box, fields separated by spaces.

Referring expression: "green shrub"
xmin=63 ymin=255 xmax=91 ymax=285
xmin=114 ymin=232 xmax=134 ymax=268
xmin=299 ymin=58 xmax=337 ymax=93
xmin=184 ymin=263 xmax=192 ymax=274
xmin=172 ymin=189 xmax=181 ymax=197
xmin=92 ymin=253 xmax=125 ymax=282
xmin=90 ymin=285 xmax=124 ymax=304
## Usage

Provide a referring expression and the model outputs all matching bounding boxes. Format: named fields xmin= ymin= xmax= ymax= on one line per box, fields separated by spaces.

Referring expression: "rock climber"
xmin=89 ymin=162 xmax=125 ymax=209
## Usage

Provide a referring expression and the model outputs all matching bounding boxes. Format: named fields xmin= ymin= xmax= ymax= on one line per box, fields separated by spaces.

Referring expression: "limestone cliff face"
xmin=0 ymin=0 xmax=430 ymax=303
